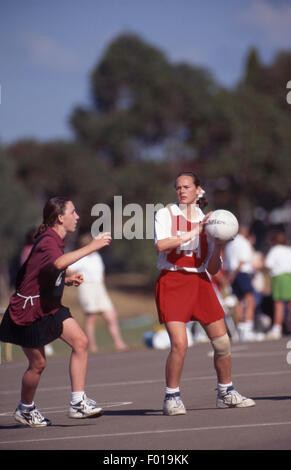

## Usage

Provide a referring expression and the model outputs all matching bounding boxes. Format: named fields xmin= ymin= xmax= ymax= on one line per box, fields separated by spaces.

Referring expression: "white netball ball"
xmin=205 ymin=209 xmax=239 ymax=242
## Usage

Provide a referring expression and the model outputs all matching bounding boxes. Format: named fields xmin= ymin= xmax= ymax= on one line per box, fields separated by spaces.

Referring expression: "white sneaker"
xmin=217 ymin=386 xmax=255 ymax=408
xmin=163 ymin=393 xmax=186 ymax=415
xmin=238 ymin=326 xmax=264 ymax=342
xmin=45 ymin=344 xmax=54 ymax=356
xmin=265 ymin=327 xmax=282 ymax=341
xmin=14 ymin=404 xmax=51 ymax=427
xmin=69 ymin=394 xmax=102 ymax=418
xmin=244 ymin=330 xmax=265 ymax=342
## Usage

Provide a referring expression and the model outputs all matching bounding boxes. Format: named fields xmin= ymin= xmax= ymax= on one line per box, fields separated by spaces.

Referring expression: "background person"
xmin=70 ymin=233 xmax=128 ymax=353
xmin=264 ymin=230 xmax=291 ymax=340
xmin=0 ymin=197 xmax=111 ymax=427
xmin=223 ymin=225 xmax=262 ymax=342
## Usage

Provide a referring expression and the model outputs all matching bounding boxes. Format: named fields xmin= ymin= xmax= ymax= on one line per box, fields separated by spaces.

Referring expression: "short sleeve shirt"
xmin=70 ymin=252 xmax=105 ymax=283
xmin=265 ymin=245 xmax=291 ymax=277
xmin=223 ymin=234 xmax=253 ymax=273
xmin=8 ymin=227 xmax=66 ymax=325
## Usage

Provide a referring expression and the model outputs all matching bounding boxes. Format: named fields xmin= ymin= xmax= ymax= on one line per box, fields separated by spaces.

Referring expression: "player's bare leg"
xmin=162 ymin=322 xmax=187 ymax=415
xmin=84 ymin=313 xmax=98 ymax=353
xmin=203 ymin=318 xmax=231 ymax=384
xmin=102 ymin=309 xmax=129 ymax=351
xmin=61 ymin=317 xmax=88 ymax=391
xmin=14 ymin=347 xmax=51 ymax=427
xmin=203 ymin=318 xmax=255 ymax=408
xmin=21 ymin=347 xmax=47 ymax=404
xmin=61 ymin=317 xmax=102 ymax=418
xmin=165 ymin=321 xmax=188 ymax=388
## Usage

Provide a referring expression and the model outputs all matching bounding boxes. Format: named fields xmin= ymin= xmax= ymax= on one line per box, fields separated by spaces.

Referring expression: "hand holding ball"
xmin=205 ymin=210 xmax=239 ymax=243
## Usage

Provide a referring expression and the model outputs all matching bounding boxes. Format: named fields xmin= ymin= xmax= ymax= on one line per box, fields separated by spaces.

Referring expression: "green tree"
xmin=242 ymin=47 xmax=263 ymax=91
xmin=241 ymin=47 xmax=291 ymax=112
xmin=7 ymin=139 xmax=117 ymax=232
xmin=0 ymin=147 xmax=40 ymax=302
xmin=200 ymin=87 xmax=291 ymax=219
xmin=70 ymin=33 xmax=218 ymax=167
xmin=6 ymin=36 xmax=291 ymax=277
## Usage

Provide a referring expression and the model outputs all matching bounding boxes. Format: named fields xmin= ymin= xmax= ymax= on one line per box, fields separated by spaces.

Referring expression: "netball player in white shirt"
xmin=155 ymin=172 xmax=255 ymax=415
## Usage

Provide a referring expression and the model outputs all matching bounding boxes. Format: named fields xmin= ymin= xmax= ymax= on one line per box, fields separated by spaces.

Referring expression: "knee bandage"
xmin=211 ymin=333 xmax=231 ymax=358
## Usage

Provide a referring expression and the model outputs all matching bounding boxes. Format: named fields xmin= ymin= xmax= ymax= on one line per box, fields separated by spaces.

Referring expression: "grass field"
xmin=2 ymin=273 xmax=159 ymax=361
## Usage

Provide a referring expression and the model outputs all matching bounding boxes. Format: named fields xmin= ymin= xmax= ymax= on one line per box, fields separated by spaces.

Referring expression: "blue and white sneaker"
xmin=163 ymin=393 xmax=186 ymax=415
xmin=217 ymin=386 xmax=255 ymax=408
xmin=14 ymin=404 xmax=51 ymax=427
xmin=69 ymin=394 xmax=102 ymax=418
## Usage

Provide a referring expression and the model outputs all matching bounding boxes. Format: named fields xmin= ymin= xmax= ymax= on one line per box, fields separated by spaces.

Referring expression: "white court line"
xmin=1 ymin=421 xmax=291 ymax=446
xmin=232 ymin=351 xmax=286 ymax=358
xmin=0 ymin=401 xmax=133 ymax=417
xmin=0 ymin=369 xmax=289 ymax=396
xmin=208 ymin=350 xmax=287 ymax=358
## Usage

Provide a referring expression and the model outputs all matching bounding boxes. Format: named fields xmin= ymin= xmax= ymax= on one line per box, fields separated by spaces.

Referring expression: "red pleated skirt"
xmin=155 ymin=270 xmax=225 ymax=325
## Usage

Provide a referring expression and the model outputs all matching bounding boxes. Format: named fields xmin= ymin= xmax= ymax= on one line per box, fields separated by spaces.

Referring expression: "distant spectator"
xmin=70 ymin=234 xmax=129 ymax=353
xmin=264 ymin=231 xmax=291 ymax=340
xmin=224 ymin=225 xmax=262 ymax=341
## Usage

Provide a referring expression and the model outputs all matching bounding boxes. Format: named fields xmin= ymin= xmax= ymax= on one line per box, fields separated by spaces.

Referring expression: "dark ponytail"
xmin=35 ymin=223 xmax=49 ymax=238
xmin=35 ymin=197 xmax=70 ymax=239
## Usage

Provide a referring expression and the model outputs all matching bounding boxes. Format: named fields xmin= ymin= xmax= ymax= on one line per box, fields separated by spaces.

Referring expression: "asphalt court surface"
xmin=1 ymin=337 xmax=291 ymax=453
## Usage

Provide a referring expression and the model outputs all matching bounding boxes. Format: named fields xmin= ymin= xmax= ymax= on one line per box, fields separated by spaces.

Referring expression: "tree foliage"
xmin=3 ymin=34 xmax=291 ymax=277
xmin=0 ymin=146 xmax=40 ymax=264
xmin=71 ymin=33 xmax=218 ymax=166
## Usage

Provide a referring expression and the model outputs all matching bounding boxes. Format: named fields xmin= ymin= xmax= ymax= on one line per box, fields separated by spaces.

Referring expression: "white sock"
xmin=20 ymin=401 xmax=34 ymax=410
xmin=71 ymin=391 xmax=85 ymax=404
xmin=245 ymin=320 xmax=254 ymax=330
xmin=218 ymin=382 xmax=233 ymax=395
xmin=272 ymin=324 xmax=282 ymax=332
xmin=165 ymin=386 xmax=180 ymax=396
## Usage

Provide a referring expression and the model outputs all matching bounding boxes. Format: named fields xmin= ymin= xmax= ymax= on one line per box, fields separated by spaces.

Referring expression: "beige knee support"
xmin=211 ymin=333 xmax=231 ymax=358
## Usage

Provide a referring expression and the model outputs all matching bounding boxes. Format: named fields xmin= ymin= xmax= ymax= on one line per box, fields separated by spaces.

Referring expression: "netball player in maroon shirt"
xmin=154 ymin=172 xmax=255 ymax=415
xmin=0 ymin=197 xmax=111 ymax=427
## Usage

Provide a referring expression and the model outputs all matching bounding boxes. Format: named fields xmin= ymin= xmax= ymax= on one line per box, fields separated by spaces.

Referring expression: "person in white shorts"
xmin=223 ymin=225 xmax=260 ymax=341
xmin=70 ymin=234 xmax=129 ymax=353
xmin=265 ymin=231 xmax=291 ymax=340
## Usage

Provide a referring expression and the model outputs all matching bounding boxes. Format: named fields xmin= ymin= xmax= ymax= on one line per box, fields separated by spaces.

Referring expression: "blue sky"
xmin=1 ymin=0 xmax=291 ymax=144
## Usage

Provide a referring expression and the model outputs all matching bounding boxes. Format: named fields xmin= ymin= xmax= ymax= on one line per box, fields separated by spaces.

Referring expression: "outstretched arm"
xmin=54 ymin=233 xmax=112 ymax=271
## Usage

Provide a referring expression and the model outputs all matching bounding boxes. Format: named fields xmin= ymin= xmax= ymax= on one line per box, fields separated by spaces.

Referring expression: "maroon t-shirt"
xmin=8 ymin=227 xmax=66 ymax=326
